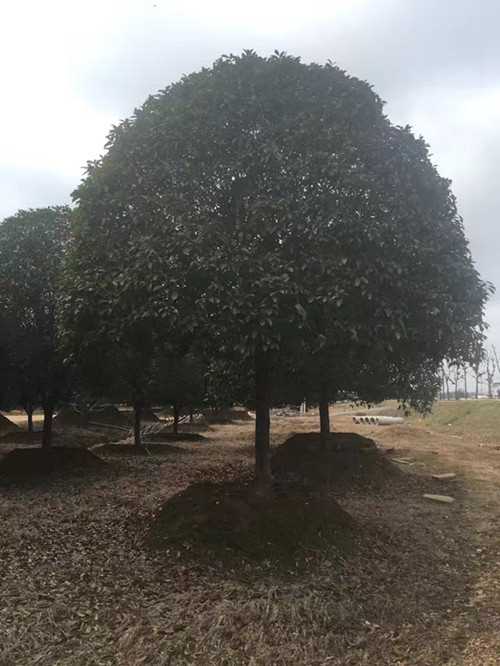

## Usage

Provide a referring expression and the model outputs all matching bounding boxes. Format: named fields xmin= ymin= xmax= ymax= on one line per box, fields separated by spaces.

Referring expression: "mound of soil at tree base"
xmin=272 ymin=432 xmax=406 ymax=491
xmin=0 ymin=430 xmax=44 ymax=445
xmin=94 ymin=443 xmax=191 ymax=456
xmin=54 ymin=405 xmax=88 ymax=428
xmin=149 ymin=479 xmax=354 ymax=565
xmin=0 ymin=447 xmax=105 ymax=480
xmin=1 ymin=427 xmax=121 ymax=448
xmin=0 ymin=413 xmax=21 ymax=436
xmin=204 ymin=407 xmax=253 ymax=424
xmin=88 ymin=405 xmax=131 ymax=428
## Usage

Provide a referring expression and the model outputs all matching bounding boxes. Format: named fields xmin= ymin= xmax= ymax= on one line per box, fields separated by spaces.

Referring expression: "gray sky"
xmin=1 ymin=0 xmax=499 ymax=346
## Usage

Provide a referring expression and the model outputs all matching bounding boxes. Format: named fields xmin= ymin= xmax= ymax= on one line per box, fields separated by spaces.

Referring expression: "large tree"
xmin=69 ymin=51 xmax=490 ymax=488
xmin=0 ymin=207 xmax=72 ymax=445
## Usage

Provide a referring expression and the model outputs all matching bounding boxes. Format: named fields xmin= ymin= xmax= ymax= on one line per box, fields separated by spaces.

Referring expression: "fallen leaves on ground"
xmin=0 ymin=414 xmax=500 ymax=665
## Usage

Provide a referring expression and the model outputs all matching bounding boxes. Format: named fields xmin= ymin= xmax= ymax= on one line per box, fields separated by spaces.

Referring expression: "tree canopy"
xmin=63 ymin=51 xmax=491 ymax=484
xmin=0 ymin=206 xmax=72 ymax=443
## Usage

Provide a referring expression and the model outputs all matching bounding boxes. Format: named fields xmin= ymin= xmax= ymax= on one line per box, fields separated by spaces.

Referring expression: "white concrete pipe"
xmin=352 ymin=415 xmax=404 ymax=425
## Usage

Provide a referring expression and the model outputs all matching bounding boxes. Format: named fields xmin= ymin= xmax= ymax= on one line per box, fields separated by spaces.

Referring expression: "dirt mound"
xmin=95 ymin=443 xmax=190 ymax=456
xmin=272 ymin=432 xmax=404 ymax=490
xmin=0 ymin=431 xmax=44 ymax=445
xmin=0 ymin=447 xmax=105 ymax=480
xmin=205 ymin=407 xmax=253 ymax=424
xmin=88 ymin=405 xmax=130 ymax=427
xmin=54 ymin=405 xmax=87 ymax=428
xmin=150 ymin=479 xmax=353 ymax=564
xmin=1 ymin=428 xmax=120 ymax=449
xmin=0 ymin=413 xmax=21 ymax=436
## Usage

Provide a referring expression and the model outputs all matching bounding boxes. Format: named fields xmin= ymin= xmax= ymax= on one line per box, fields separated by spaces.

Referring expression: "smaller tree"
xmin=484 ymin=348 xmax=497 ymax=399
xmin=0 ymin=207 xmax=72 ymax=445
xmin=153 ymin=354 xmax=205 ymax=433
xmin=470 ymin=345 xmax=485 ymax=399
xmin=448 ymin=364 xmax=463 ymax=401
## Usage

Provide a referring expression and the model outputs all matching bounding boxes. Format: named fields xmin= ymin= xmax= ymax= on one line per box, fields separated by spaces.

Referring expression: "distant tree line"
xmin=0 ymin=52 xmax=493 ymax=489
xmin=441 ymin=346 xmax=500 ymax=400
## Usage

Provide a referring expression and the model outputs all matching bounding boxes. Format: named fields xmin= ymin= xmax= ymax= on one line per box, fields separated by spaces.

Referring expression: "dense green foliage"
xmin=0 ymin=207 xmax=71 ymax=442
xmin=2 ymin=52 xmax=492 ymax=474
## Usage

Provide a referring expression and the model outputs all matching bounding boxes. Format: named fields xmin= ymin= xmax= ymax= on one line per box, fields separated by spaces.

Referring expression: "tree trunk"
xmin=173 ymin=402 xmax=179 ymax=435
xmin=25 ymin=403 xmax=34 ymax=433
xmin=133 ymin=402 xmax=143 ymax=448
xmin=254 ymin=347 xmax=272 ymax=490
xmin=42 ymin=402 xmax=53 ymax=449
xmin=463 ymin=367 xmax=468 ymax=398
xmin=475 ymin=375 xmax=479 ymax=400
xmin=189 ymin=410 xmax=193 ymax=424
xmin=319 ymin=380 xmax=330 ymax=452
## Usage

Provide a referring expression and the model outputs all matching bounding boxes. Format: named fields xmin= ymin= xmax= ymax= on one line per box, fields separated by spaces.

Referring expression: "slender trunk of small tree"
xmin=254 ymin=346 xmax=272 ymax=491
xmin=464 ymin=366 xmax=468 ymax=398
xmin=172 ymin=402 xmax=179 ymax=435
xmin=25 ymin=402 xmax=34 ymax=433
xmin=189 ymin=409 xmax=193 ymax=424
xmin=42 ymin=401 xmax=53 ymax=449
xmin=319 ymin=380 xmax=330 ymax=453
xmin=133 ymin=401 xmax=143 ymax=448
xmin=475 ymin=374 xmax=479 ymax=400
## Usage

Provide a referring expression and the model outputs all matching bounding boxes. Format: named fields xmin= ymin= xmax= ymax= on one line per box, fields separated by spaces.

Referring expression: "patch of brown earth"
xmin=0 ymin=447 xmax=105 ymax=480
xmin=150 ymin=478 xmax=353 ymax=565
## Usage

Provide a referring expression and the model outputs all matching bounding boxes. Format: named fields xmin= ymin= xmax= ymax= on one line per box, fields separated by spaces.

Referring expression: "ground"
xmin=1 ymin=401 xmax=500 ymax=665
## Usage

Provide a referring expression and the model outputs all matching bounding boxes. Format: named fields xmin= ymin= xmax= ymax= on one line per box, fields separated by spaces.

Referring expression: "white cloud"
xmin=0 ymin=0 xmax=498 ymax=343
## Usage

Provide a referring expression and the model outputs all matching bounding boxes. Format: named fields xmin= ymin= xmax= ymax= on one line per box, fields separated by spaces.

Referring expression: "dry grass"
xmin=0 ymin=404 xmax=500 ymax=664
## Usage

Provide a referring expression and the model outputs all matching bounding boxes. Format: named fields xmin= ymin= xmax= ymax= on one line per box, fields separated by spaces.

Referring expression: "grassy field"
xmin=412 ymin=399 xmax=500 ymax=443
xmin=1 ymin=400 xmax=500 ymax=665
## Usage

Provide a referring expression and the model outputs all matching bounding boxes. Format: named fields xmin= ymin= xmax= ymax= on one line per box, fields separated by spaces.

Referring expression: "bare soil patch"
xmin=0 ymin=447 xmax=105 ymax=481
xmin=150 ymin=479 xmax=353 ymax=566
xmin=88 ymin=405 xmax=131 ymax=427
xmin=0 ymin=430 xmax=42 ymax=445
xmin=272 ymin=431 xmax=410 ymax=492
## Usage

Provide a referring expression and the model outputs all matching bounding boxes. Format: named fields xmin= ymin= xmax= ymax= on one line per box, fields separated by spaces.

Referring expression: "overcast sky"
xmin=1 ymin=0 xmax=499 ymax=347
